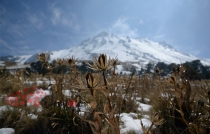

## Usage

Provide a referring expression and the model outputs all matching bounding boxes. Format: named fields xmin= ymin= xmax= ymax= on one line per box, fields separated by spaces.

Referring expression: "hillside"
xmin=0 ymin=32 xmax=210 ymax=66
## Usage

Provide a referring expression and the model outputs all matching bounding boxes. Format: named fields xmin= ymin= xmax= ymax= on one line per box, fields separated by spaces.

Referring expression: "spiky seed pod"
xmin=98 ymin=54 xmax=106 ymax=68
xmin=150 ymin=113 xmax=165 ymax=126
xmin=68 ymin=56 xmax=76 ymax=66
xmin=75 ymin=72 xmax=100 ymax=92
xmin=111 ymin=57 xmax=120 ymax=75
xmin=86 ymin=72 xmax=95 ymax=88
xmin=85 ymin=72 xmax=99 ymax=97
xmin=169 ymin=76 xmax=176 ymax=84
xmin=155 ymin=67 xmax=160 ymax=74
xmin=155 ymin=67 xmax=164 ymax=75
xmin=56 ymin=59 xmax=64 ymax=66
xmin=112 ymin=58 xmax=120 ymax=66
xmin=86 ymin=54 xmax=114 ymax=71
xmin=36 ymin=52 xmax=49 ymax=63
xmin=15 ymin=70 xmax=22 ymax=77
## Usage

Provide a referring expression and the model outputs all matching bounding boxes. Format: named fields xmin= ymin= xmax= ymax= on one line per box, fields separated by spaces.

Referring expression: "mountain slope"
xmin=1 ymin=32 xmax=210 ymax=66
xmin=49 ymin=32 xmax=210 ymax=65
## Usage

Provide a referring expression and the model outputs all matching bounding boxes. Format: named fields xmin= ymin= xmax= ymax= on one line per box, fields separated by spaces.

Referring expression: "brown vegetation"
xmin=0 ymin=53 xmax=209 ymax=134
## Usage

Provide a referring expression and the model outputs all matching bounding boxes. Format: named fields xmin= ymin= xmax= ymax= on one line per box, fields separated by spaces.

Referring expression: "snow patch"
xmin=0 ymin=128 xmax=15 ymax=134
xmin=120 ymin=113 xmax=152 ymax=134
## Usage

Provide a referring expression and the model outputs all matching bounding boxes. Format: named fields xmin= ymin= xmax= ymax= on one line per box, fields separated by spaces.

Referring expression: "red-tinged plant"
xmin=23 ymin=88 xmax=28 ymax=92
xmin=67 ymin=100 xmax=77 ymax=107
xmin=5 ymin=86 xmax=46 ymax=107
xmin=28 ymin=92 xmax=34 ymax=97
xmin=19 ymin=101 xmax=25 ymax=106
xmin=27 ymin=98 xmax=33 ymax=103
xmin=21 ymin=94 xmax=26 ymax=99
xmin=33 ymin=102 xmax=40 ymax=107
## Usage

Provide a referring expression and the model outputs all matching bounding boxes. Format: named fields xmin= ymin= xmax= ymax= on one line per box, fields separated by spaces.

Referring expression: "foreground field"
xmin=0 ymin=54 xmax=210 ymax=134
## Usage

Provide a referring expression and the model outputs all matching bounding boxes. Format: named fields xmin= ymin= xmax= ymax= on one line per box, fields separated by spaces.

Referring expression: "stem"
xmin=147 ymin=122 xmax=154 ymax=133
xmin=102 ymin=71 xmax=112 ymax=108
xmin=102 ymin=70 xmax=120 ymax=134
xmin=102 ymin=71 xmax=108 ymax=89
xmin=123 ymin=74 xmax=134 ymax=101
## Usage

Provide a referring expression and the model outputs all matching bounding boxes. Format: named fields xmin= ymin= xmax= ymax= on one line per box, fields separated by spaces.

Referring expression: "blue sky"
xmin=0 ymin=0 xmax=210 ymax=58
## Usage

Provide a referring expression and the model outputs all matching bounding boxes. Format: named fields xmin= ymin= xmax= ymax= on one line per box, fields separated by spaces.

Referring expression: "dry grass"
xmin=0 ymin=53 xmax=209 ymax=134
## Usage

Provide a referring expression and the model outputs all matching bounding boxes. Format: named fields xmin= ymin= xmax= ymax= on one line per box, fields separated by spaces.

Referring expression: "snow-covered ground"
xmin=13 ymin=55 xmax=32 ymax=65
xmin=0 ymin=61 xmax=5 ymax=66
xmin=119 ymin=97 xmax=152 ymax=134
xmin=0 ymin=128 xmax=15 ymax=134
xmin=5 ymin=64 xmax=30 ymax=70
xmin=120 ymin=113 xmax=152 ymax=134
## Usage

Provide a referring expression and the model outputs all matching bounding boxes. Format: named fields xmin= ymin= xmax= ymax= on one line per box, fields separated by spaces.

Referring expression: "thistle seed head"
xmin=86 ymin=54 xmax=114 ymax=71
xmin=68 ymin=56 xmax=76 ymax=66
xmin=98 ymin=54 xmax=106 ymax=68
xmin=86 ymin=72 xmax=97 ymax=88
xmin=56 ymin=59 xmax=64 ymax=66
xmin=36 ymin=52 xmax=49 ymax=62
xmin=150 ymin=113 xmax=165 ymax=125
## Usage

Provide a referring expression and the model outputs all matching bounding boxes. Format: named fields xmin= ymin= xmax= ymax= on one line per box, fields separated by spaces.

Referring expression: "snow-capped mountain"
xmin=1 ymin=31 xmax=210 ymax=66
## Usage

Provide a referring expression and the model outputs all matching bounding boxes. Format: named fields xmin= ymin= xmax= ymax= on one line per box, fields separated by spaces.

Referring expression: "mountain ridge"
xmin=0 ymin=31 xmax=210 ymax=66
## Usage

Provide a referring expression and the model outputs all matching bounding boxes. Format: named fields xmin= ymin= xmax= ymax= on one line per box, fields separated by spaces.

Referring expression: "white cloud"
xmin=27 ymin=14 xmax=43 ymax=30
xmin=51 ymin=8 xmax=61 ymax=25
xmin=109 ymin=17 xmax=138 ymax=37
xmin=50 ymin=5 xmax=80 ymax=32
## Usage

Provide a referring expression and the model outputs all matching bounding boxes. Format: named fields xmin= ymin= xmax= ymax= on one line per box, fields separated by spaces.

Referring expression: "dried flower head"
xmin=36 ymin=52 xmax=49 ymax=62
xmin=86 ymin=54 xmax=114 ymax=71
xmin=15 ymin=70 xmax=22 ymax=77
xmin=110 ymin=57 xmax=120 ymax=75
xmin=173 ymin=65 xmax=180 ymax=73
xmin=76 ymin=72 xmax=101 ymax=97
xmin=67 ymin=56 xmax=76 ymax=66
xmin=150 ymin=113 xmax=165 ymax=125
xmin=168 ymin=76 xmax=176 ymax=84
xmin=86 ymin=72 xmax=98 ymax=88
xmin=85 ymin=72 xmax=101 ymax=97
xmin=155 ymin=67 xmax=164 ymax=74
xmin=112 ymin=57 xmax=120 ymax=67
xmin=56 ymin=59 xmax=64 ymax=66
